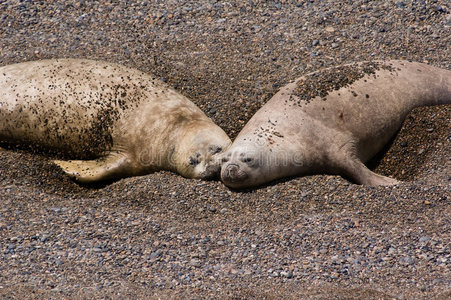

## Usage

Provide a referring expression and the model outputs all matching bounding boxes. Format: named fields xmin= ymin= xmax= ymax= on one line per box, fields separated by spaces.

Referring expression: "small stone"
xmin=437 ymin=257 xmax=448 ymax=264
xmin=190 ymin=258 xmax=202 ymax=268
xmin=281 ymin=271 xmax=293 ymax=278
xmin=326 ymin=26 xmax=335 ymax=32
xmin=436 ymin=5 xmax=446 ymax=12
xmin=419 ymin=236 xmax=431 ymax=243
xmin=310 ymin=51 xmax=320 ymax=57
xmin=424 ymin=200 xmax=431 ymax=205
xmin=51 ymin=207 xmax=62 ymax=213
xmin=243 ymin=269 xmax=252 ymax=275
xmin=399 ymin=256 xmax=415 ymax=265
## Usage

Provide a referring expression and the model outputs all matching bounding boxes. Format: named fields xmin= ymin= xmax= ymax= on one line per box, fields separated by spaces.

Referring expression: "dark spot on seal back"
xmin=292 ymin=62 xmax=394 ymax=106
xmin=272 ymin=131 xmax=284 ymax=138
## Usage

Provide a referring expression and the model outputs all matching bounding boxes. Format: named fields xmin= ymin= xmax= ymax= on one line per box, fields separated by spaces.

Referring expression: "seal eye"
xmin=242 ymin=157 xmax=253 ymax=163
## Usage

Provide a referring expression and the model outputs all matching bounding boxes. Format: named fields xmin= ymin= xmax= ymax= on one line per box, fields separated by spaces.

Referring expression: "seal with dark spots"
xmin=0 ymin=59 xmax=231 ymax=183
xmin=220 ymin=60 xmax=450 ymax=189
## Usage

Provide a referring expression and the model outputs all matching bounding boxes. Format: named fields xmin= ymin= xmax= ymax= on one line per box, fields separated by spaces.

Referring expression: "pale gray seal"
xmin=220 ymin=60 xmax=450 ymax=188
xmin=0 ymin=59 xmax=231 ymax=183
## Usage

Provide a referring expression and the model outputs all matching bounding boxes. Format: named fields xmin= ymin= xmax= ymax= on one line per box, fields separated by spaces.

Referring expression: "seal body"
xmin=0 ymin=59 xmax=231 ymax=182
xmin=221 ymin=60 xmax=451 ymax=188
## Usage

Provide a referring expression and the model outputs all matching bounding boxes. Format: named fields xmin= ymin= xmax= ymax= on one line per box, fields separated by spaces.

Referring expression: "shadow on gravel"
xmin=370 ymin=105 xmax=450 ymax=182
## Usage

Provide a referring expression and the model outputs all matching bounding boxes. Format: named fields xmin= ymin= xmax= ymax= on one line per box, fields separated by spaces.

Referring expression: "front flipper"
xmin=339 ymin=157 xmax=400 ymax=186
xmin=54 ymin=152 xmax=131 ymax=183
xmin=328 ymin=139 xmax=400 ymax=186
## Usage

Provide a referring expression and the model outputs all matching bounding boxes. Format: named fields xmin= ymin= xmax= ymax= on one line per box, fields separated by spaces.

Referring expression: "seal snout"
xmin=221 ymin=163 xmax=249 ymax=184
xmin=201 ymin=163 xmax=221 ymax=179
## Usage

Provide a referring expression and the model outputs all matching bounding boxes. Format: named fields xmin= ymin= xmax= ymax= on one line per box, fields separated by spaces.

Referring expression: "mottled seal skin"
xmin=221 ymin=60 xmax=451 ymax=188
xmin=0 ymin=59 xmax=231 ymax=183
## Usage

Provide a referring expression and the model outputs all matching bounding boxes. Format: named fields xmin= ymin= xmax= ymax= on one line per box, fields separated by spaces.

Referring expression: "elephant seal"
xmin=221 ymin=60 xmax=450 ymax=188
xmin=0 ymin=59 xmax=231 ymax=183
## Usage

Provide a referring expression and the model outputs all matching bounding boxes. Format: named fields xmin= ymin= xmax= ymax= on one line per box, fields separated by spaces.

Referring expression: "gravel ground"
xmin=1 ymin=0 xmax=450 ymax=299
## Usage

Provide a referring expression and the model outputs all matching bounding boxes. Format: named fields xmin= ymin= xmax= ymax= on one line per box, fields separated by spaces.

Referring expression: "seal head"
xmin=220 ymin=138 xmax=300 ymax=188
xmin=175 ymin=121 xmax=232 ymax=179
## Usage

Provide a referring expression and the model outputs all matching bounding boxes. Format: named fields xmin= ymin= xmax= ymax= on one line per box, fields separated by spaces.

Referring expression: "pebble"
xmin=280 ymin=271 xmax=294 ymax=279
xmin=189 ymin=259 xmax=202 ymax=268
xmin=399 ymin=256 xmax=415 ymax=266
xmin=419 ymin=236 xmax=431 ymax=243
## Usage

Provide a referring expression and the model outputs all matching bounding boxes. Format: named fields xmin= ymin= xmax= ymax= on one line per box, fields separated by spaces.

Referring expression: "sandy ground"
xmin=1 ymin=1 xmax=450 ymax=299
